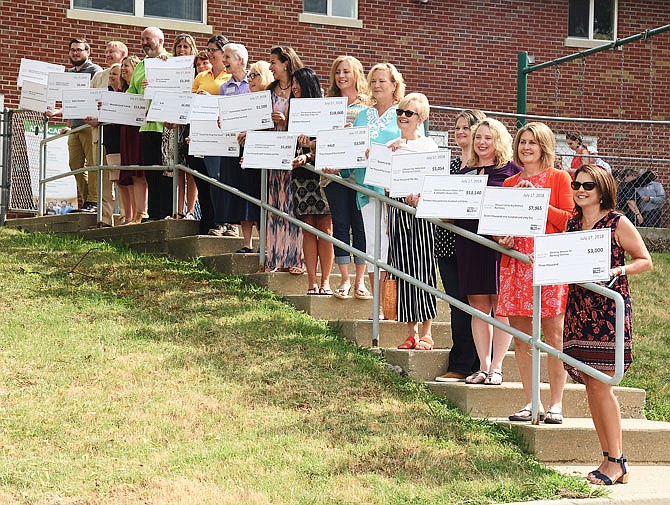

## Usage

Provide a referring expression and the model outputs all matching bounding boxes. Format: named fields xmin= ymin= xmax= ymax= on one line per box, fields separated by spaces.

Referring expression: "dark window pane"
xmin=73 ymin=0 xmax=133 ymax=14
xmin=594 ymin=0 xmax=614 ymax=40
xmin=332 ymin=0 xmax=356 ymax=18
xmin=568 ymin=0 xmax=589 ymax=38
xmin=304 ymin=0 xmax=327 ymax=15
xmin=145 ymin=0 xmax=202 ymax=22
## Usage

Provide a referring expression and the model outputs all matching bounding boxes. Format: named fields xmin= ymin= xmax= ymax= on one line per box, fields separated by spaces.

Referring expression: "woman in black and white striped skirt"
xmin=386 ymin=93 xmax=439 ymax=351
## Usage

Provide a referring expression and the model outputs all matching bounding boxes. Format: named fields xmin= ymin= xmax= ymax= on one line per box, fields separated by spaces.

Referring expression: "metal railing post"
xmin=96 ymin=125 xmax=104 ymax=223
xmin=372 ymin=198 xmax=382 ymax=346
xmin=172 ymin=127 xmax=179 ymax=217
xmin=531 ymin=285 xmax=542 ymax=424
xmin=38 ymin=120 xmax=47 ymax=216
xmin=0 ymin=108 xmax=9 ymax=226
xmin=258 ymin=168 xmax=268 ymax=269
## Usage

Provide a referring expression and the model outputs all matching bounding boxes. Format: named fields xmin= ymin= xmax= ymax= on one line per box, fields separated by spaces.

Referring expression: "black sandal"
xmin=508 ymin=407 xmax=545 ymax=422
xmin=590 ymin=455 xmax=628 ymax=485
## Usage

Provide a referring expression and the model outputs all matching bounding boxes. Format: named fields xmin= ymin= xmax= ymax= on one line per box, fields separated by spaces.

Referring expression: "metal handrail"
xmin=34 ymin=127 xmax=627 ymax=426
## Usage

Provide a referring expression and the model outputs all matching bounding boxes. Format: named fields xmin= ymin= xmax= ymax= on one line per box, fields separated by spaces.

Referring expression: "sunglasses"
xmin=396 ymin=109 xmax=419 ymax=118
xmin=205 ymin=47 xmax=221 ymax=53
xmin=570 ymin=181 xmax=597 ymax=191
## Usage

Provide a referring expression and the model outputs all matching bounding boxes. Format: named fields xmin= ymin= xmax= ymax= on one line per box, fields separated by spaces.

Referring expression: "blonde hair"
xmin=469 ymin=118 xmax=513 ymax=168
xmin=249 ymin=60 xmax=273 ymax=90
xmin=397 ymin=93 xmax=430 ymax=122
xmin=172 ymin=33 xmax=197 ymax=56
xmin=513 ymin=122 xmax=556 ymax=168
xmin=327 ymin=55 xmax=369 ymax=99
xmin=367 ymin=62 xmax=405 ymax=103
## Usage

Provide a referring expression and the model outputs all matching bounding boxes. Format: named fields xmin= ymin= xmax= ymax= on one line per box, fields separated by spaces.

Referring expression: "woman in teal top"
xmin=350 ymin=62 xmax=406 ymax=319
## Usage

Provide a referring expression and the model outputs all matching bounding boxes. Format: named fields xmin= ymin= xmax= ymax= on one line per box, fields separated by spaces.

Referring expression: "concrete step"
xmin=79 ymin=220 xmax=199 ymax=254
xmin=495 ymin=417 xmax=670 ymax=464
xmin=384 ymin=349 xmax=544 ymax=382
xmin=426 ymin=381 xmax=646 ymax=420
xmin=201 ymin=252 xmax=260 ymax=275
xmin=246 ymin=272 xmax=371 ymax=296
xmin=285 ymin=294 xmax=451 ymax=322
xmin=169 ymin=235 xmax=247 ymax=258
xmin=332 ymin=320 xmax=453 ymax=349
xmin=6 ymin=213 xmax=96 ymax=234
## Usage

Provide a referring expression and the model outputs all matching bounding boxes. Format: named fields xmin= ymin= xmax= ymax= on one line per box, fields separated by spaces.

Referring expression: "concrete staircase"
xmin=6 ymin=215 xmax=670 ymax=469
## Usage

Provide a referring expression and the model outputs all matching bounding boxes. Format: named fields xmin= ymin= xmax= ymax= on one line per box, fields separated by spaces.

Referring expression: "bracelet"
xmin=620 ymin=265 xmax=626 ymax=276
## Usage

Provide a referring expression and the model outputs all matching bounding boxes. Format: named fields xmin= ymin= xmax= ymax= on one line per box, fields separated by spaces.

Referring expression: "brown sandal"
xmin=414 ymin=335 xmax=434 ymax=350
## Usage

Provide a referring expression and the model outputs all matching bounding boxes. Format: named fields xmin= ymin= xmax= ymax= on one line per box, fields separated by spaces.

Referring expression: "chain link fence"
xmin=427 ymin=106 xmax=670 ymax=229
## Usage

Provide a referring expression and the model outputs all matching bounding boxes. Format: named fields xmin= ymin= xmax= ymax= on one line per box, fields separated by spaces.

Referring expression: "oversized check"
xmin=241 ymin=131 xmax=298 ymax=170
xmin=62 ymin=88 xmax=103 ymax=120
xmin=219 ymin=91 xmax=273 ymax=132
xmin=389 ymin=149 xmax=450 ymax=198
xmin=416 ymin=174 xmax=488 ymax=219
xmin=46 ymin=72 xmax=91 ymax=101
xmin=533 ymin=229 xmax=611 ymax=285
xmin=288 ymin=97 xmax=347 ymax=136
xmin=99 ymin=91 xmax=148 ymax=126
xmin=144 ymin=56 xmax=194 ymax=100
xmin=477 ymin=187 xmax=551 ymax=236
xmin=188 ymin=120 xmax=240 ymax=157
xmin=146 ymin=91 xmax=193 ymax=124
xmin=363 ymin=142 xmax=392 ymax=188
xmin=19 ymin=80 xmax=54 ymax=113
xmin=315 ymin=126 xmax=368 ymax=170
xmin=189 ymin=94 xmax=220 ymax=121
xmin=17 ymin=58 xmax=65 ymax=87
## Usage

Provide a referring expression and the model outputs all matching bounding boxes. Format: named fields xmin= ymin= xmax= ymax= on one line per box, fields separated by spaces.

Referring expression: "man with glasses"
xmin=126 ymin=27 xmax=172 ymax=221
xmin=61 ymin=38 xmax=102 ymax=211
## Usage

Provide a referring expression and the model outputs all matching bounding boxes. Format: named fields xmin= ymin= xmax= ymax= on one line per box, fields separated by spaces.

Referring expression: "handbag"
xmin=381 ymin=277 xmax=398 ymax=321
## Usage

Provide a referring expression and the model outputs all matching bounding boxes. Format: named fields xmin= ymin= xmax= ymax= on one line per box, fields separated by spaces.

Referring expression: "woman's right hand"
xmin=237 ymin=131 xmax=247 ymax=145
xmin=497 ymin=236 xmax=515 ymax=249
xmin=322 ymin=168 xmax=341 ymax=175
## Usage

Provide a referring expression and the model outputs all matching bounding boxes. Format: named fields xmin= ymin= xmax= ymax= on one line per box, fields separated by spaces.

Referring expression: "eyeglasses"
xmin=396 ymin=109 xmax=419 ymax=118
xmin=248 ymin=72 xmax=260 ymax=79
xmin=205 ymin=47 xmax=221 ymax=53
xmin=69 ymin=48 xmax=88 ymax=53
xmin=570 ymin=181 xmax=597 ymax=191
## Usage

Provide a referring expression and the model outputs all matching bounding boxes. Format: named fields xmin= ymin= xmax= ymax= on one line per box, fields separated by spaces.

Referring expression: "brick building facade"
xmin=2 ymin=1 xmax=669 ymax=190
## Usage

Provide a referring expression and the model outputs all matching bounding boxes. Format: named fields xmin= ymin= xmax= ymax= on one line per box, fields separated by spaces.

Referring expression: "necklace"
xmin=582 ymin=212 xmax=607 ymax=230
xmin=278 ymin=81 xmax=291 ymax=90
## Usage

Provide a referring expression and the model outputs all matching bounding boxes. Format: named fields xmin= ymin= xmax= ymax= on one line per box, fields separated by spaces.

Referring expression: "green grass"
xmin=623 ymin=251 xmax=670 ymax=420
xmin=0 ymin=229 xmax=613 ymax=504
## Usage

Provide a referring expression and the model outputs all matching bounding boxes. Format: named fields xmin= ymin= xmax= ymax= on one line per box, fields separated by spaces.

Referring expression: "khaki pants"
xmin=68 ymin=127 xmax=97 ymax=203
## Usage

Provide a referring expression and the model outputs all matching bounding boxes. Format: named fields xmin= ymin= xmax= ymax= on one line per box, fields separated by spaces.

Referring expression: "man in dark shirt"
xmin=63 ymin=37 xmax=102 ymax=211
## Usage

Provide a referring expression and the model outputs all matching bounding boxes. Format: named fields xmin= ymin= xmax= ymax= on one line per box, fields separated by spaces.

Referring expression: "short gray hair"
xmin=223 ymin=43 xmax=248 ymax=68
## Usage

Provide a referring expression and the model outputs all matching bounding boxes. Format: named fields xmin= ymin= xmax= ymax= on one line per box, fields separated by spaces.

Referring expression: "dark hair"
xmin=291 ymin=67 xmax=322 ymax=99
xmin=268 ymin=45 xmax=304 ymax=91
xmin=573 ymin=163 xmax=617 ymax=219
xmin=566 ymin=131 xmax=583 ymax=145
xmin=207 ymin=34 xmax=229 ymax=50
xmin=69 ymin=37 xmax=90 ymax=51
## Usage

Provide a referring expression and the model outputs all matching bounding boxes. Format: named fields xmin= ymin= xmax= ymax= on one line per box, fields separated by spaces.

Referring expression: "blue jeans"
xmin=323 ymin=181 xmax=366 ymax=265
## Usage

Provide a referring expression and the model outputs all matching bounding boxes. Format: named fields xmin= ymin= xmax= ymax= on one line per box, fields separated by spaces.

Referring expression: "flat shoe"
xmin=544 ymin=410 xmax=564 ymax=424
xmin=306 ymin=287 xmax=319 ymax=295
xmin=397 ymin=335 xmax=417 ymax=349
xmin=508 ymin=407 xmax=546 ymax=422
xmin=354 ymin=285 xmax=373 ymax=300
xmin=465 ymin=370 xmax=487 ymax=384
xmin=289 ymin=266 xmax=305 ymax=275
xmin=414 ymin=335 xmax=434 ymax=351
xmin=318 ymin=287 xmax=333 ymax=296
xmin=235 ymin=246 xmax=253 ymax=253
xmin=333 ymin=283 xmax=352 ymax=299
xmin=484 ymin=370 xmax=503 ymax=385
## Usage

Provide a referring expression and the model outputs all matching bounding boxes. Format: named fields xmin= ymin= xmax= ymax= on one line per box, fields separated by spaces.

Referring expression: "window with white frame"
xmin=303 ymin=0 xmax=358 ymax=19
xmin=568 ymin=0 xmax=617 ymax=42
xmin=73 ymin=0 xmax=204 ymax=23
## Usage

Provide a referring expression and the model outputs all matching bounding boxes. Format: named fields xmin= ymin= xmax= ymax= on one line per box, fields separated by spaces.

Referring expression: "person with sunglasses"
xmin=563 ymin=164 xmax=652 ymax=486
xmin=496 ymin=122 xmax=574 ymax=423
xmin=384 ymin=93 xmax=439 ymax=350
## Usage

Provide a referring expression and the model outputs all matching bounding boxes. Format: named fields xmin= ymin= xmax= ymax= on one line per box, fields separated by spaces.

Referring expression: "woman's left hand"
xmin=497 ymin=236 xmax=515 ymax=249
xmin=405 ymin=193 xmax=420 ymax=207
xmin=389 ymin=139 xmax=404 ymax=152
xmin=516 ymin=179 xmax=535 ymax=188
xmin=292 ymin=154 xmax=308 ymax=168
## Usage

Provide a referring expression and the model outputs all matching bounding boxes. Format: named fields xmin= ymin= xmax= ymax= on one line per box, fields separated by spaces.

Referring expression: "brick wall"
xmin=2 ymin=0 xmax=669 ymax=177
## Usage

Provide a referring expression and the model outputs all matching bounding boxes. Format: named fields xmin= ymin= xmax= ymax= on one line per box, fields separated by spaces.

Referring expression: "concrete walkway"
xmin=500 ymin=464 xmax=670 ymax=505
